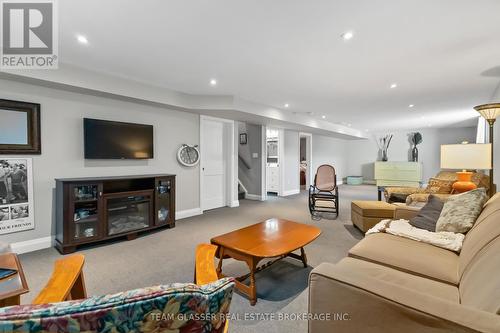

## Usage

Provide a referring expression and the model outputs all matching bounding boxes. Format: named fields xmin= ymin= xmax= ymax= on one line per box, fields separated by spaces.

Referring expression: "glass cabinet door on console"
xmin=155 ymin=177 xmax=174 ymax=227
xmin=69 ymin=183 xmax=102 ymax=242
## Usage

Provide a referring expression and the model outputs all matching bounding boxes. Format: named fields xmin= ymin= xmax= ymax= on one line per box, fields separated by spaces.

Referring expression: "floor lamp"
xmin=474 ymin=103 xmax=500 ymax=196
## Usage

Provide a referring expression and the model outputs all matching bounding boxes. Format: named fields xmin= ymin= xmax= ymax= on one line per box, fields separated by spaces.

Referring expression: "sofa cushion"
xmin=460 ymin=236 xmax=500 ymax=314
xmin=348 ymin=233 xmax=459 ymax=284
xmin=0 ymin=278 xmax=234 ymax=333
xmin=351 ymin=201 xmax=395 ymax=218
xmin=436 ymin=188 xmax=488 ymax=233
xmin=409 ymin=195 xmax=444 ymax=231
xmin=332 ymin=258 xmax=459 ymax=302
xmin=459 ymin=192 xmax=500 ymax=278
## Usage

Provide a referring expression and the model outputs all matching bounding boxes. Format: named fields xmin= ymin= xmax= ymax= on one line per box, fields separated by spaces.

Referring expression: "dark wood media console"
xmin=55 ymin=174 xmax=175 ymax=254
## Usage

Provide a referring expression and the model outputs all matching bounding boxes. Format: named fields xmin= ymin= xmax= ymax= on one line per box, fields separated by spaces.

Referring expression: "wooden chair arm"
xmin=194 ymin=244 xmax=219 ymax=285
xmin=194 ymin=244 xmax=228 ymax=333
xmin=32 ymin=254 xmax=87 ymax=305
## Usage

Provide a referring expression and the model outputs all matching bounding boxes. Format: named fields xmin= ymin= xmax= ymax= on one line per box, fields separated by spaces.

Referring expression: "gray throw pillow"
xmin=435 ymin=188 xmax=488 ymax=233
xmin=409 ymin=195 xmax=444 ymax=231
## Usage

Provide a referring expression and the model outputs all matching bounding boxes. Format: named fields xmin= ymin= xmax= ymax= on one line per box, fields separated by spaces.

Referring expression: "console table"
xmin=55 ymin=174 xmax=175 ymax=254
xmin=374 ymin=162 xmax=422 ymax=200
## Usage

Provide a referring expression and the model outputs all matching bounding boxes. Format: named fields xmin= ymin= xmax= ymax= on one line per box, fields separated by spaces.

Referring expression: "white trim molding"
xmin=282 ymin=189 xmax=301 ymax=196
xmin=261 ymin=125 xmax=268 ymax=201
xmin=245 ymin=193 xmax=263 ymax=201
xmin=176 ymin=207 xmax=203 ymax=220
xmin=11 ymin=236 xmax=53 ymax=254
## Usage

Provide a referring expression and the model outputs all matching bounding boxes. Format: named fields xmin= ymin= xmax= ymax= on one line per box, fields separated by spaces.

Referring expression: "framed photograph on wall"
xmin=0 ymin=158 xmax=35 ymax=235
xmin=0 ymin=99 xmax=41 ymax=154
xmin=240 ymin=133 xmax=247 ymax=145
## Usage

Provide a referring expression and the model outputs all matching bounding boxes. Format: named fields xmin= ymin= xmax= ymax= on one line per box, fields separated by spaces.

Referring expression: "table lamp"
xmin=474 ymin=103 xmax=500 ymax=196
xmin=440 ymin=143 xmax=492 ymax=193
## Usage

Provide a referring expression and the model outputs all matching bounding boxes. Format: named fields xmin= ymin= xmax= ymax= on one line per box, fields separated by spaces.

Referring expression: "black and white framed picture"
xmin=0 ymin=158 xmax=34 ymax=234
xmin=239 ymin=133 xmax=247 ymax=145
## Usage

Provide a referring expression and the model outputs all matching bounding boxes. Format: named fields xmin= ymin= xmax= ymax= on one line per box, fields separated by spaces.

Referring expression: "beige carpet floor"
xmin=18 ymin=185 xmax=377 ymax=332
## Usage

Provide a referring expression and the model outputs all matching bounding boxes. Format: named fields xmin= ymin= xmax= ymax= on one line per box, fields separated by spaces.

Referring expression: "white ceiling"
xmin=58 ymin=0 xmax=500 ymax=131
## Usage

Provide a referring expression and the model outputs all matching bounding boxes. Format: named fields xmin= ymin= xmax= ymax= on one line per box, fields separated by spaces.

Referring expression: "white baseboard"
xmin=176 ymin=207 xmax=202 ymax=220
xmin=229 ymin=200 xmax=239 ymax=208
xmin=11 ymin=236 xmax=53 ymax=254
xmin=282 ymin=189 xmax=300 ymax=196
xmin=245 ymin=194 xmax=262 ymax=201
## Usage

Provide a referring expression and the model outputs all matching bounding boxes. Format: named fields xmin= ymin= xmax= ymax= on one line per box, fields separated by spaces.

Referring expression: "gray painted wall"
xmin=283 ymin=130 xmax=300 ymax=192
xmin=237 ymin=122 xmax=262 ymax=196
xmin=346 ymin=127 xmax=477 ymax=182
xmin=0 ymin=79 xmax=200 ymax=245
xmin=312 ymin=134 xmax=348 ymax=184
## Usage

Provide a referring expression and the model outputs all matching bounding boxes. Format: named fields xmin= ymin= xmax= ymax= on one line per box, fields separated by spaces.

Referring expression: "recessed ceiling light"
xmin=284 ymin=103 xmax=289 ymax=108
xmin=210 ymin=79 xmax=217 ymax=86
xmin=76 ymin=35 xmax=88 ymax=45
xmin=321 ymin=115 xmax=326 ymax=119
xmin=390 ymin=83 xmax=398 ymax=89
xmin=409 ymin=104 xmax=415 ymax=108
xmin=341 ymin=31 xmax=354 ymax=41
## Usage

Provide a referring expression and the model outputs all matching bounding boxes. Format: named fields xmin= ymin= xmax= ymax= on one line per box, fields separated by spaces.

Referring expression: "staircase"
xmin=238 ymin=183 xmax=246 ymax=200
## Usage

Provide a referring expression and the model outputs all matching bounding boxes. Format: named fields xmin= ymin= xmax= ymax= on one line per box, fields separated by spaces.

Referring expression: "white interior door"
xmin=201 ymin=119 xmax=226 ymax=210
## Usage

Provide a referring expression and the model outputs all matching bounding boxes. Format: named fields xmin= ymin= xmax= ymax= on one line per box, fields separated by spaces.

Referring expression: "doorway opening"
xmin=265 ymin=127 xmax=284 ymax=196
xmin=299 ymin=132 xmax=312 ymax=191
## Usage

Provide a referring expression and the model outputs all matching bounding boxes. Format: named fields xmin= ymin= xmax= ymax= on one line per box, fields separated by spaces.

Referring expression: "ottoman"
xmin=351 ymin=201 xmax=396 ymax=233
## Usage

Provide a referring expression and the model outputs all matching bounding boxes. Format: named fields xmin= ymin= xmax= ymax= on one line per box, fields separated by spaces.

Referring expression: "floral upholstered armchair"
xmin=0 ymin=279 xmax=234 ymax=333
xmin=384 ymin=171 xmax=490 ymax=206
xmin=0 ymin=247 xmax=234 ymax=333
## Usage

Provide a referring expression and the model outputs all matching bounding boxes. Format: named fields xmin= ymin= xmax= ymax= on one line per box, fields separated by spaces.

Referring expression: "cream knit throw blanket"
xmin=366 ymin=219 xmax=465 ymax=252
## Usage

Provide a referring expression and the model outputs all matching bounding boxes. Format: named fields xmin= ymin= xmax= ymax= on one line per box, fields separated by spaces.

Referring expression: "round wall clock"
xmin=177 ymin=144 xmax=200 ymax=167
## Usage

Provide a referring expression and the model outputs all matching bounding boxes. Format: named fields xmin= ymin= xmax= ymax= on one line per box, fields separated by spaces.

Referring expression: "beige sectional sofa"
xmin=308 ymin=193 xmax=500 ymax=332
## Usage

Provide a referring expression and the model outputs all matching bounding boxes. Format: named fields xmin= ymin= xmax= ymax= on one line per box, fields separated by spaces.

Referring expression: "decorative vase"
xmin=382 ymin=150 xmax=388 ymax=162
xmin=412 ymin=146 xmax=418 ymax=162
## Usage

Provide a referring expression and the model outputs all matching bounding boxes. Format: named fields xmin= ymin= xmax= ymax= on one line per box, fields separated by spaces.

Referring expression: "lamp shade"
xmin=474 ymin=103 xmax=500 ymax=120
xmin=441 ymin=143 xmax=492 ymax=170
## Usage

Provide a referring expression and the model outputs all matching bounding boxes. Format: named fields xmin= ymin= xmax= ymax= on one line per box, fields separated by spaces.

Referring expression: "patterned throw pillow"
xmin=435 ymin=188 xmax=488 ymax=233
xmin=426 ymin=178 xmax=455 ymax=194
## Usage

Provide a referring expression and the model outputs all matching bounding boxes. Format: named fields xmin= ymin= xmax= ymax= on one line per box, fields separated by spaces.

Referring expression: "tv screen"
xmin=84 ymin=118 xmax=154 ymax=159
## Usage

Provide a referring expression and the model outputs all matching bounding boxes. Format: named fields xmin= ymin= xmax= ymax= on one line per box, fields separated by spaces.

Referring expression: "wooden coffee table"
xmin=211 ymin=218 xmax=321 ymax=305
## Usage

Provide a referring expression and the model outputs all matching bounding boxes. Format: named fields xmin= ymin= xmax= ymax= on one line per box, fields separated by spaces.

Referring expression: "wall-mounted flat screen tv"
xmin=84 ymin=118 xmax=154 ymax=159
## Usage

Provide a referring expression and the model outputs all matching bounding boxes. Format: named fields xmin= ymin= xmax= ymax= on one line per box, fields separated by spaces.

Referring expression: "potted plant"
xmin=377 ymin=134 xmax=393 ymax=161
xmin=410 ymin=132 xmax=423 ymax=162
